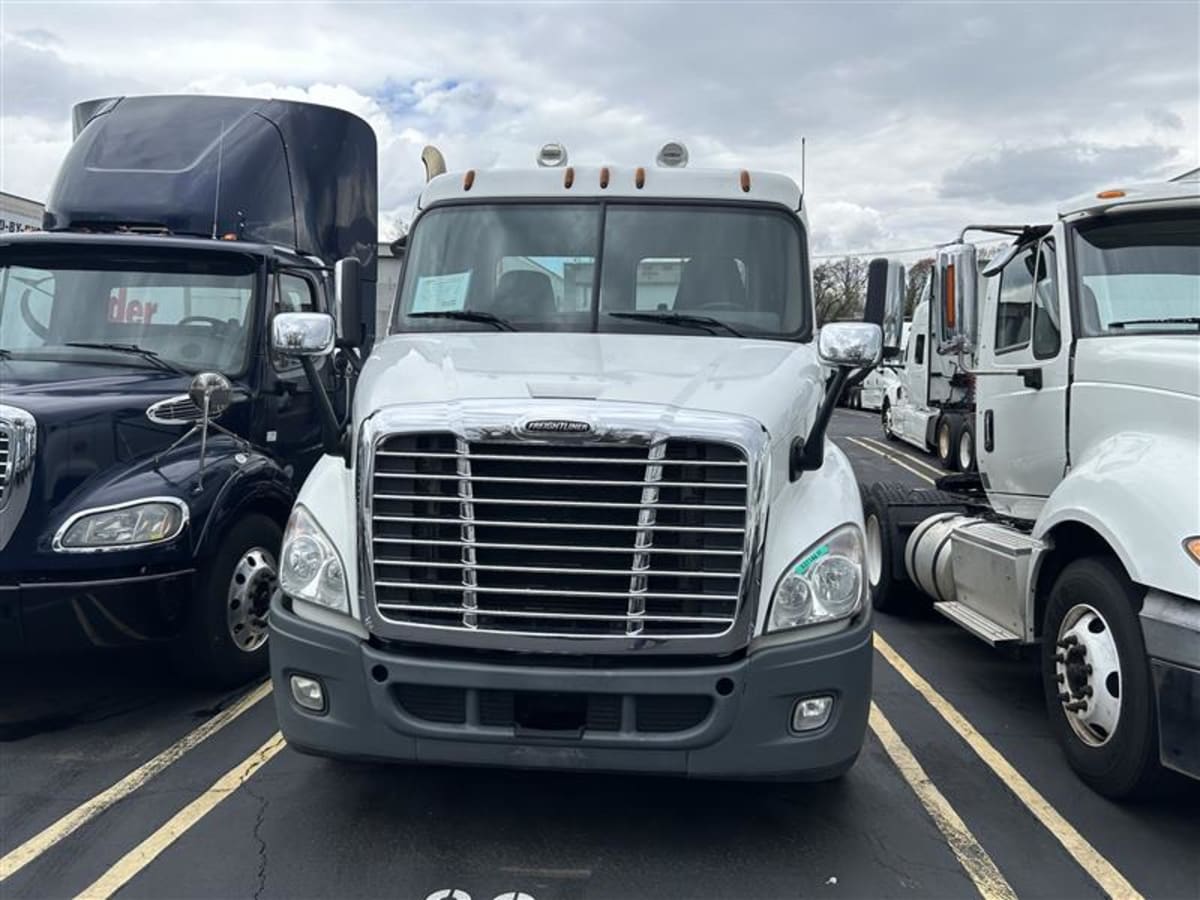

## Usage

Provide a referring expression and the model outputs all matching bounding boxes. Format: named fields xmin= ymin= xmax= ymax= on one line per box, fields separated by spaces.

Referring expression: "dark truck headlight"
xmin=54 ymin=497 xmax=189 ymax=552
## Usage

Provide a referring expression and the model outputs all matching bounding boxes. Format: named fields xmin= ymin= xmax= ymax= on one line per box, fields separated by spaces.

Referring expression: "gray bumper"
xmin=269 ymin=595 xmax=872 ymax=780
xmin=1140 ymin=590 xmax=1200 ymax=781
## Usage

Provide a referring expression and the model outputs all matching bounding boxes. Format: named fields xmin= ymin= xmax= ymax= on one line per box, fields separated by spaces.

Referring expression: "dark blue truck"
xmin=0 ymin=95 xmax=377 ymax=686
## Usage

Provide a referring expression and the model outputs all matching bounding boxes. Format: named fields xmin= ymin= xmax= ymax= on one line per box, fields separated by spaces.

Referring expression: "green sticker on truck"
xmin=795 ymin=544 xmax=829 ymax=575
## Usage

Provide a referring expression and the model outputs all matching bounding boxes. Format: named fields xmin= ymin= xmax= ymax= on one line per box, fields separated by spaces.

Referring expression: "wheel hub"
xmin=865 ymin=514 xmax=883 ymax=588
xmin=1054 ymin=603 xmax=1121 ymax=747
xmin=226 ymin=547 xmax=278 ymax=653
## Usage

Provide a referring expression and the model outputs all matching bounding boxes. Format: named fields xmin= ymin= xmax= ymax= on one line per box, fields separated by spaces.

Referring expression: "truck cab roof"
xmin=418 ymin=164 xmax=805 ymax=222
xmin=1058 ymin=180 xmax=1199 ymax=219
xmin=0 ymin=229 xmax=305 ymax=263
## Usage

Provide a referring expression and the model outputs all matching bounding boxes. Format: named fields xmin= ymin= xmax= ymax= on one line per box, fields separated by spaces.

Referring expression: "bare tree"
xmin=814 ymin=256 xmax=867 ymax=326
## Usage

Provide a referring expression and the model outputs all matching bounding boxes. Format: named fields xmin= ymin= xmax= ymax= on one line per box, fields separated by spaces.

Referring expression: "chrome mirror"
xmin=819 ymin=322 xmax=883 ymax=368
xmin=272 ymin=312 xmax=335 ymax=357
xmin=188 ymin=372 xmax=233 ymax=416
xmin=934 ymin=243 xmax=979 ymax=351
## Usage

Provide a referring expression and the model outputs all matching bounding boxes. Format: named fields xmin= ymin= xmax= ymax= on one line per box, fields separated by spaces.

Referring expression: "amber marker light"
xmin=1185 ymin=537 xmax=1200 ymax=565
xmin=1097 ymin=189 xmax=1126 ymax=199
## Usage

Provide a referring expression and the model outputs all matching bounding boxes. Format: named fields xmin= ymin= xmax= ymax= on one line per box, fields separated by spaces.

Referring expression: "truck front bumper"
xmin=1140 ymin=590 xmax=1200 ymax=781
xmin=0 ymin=568 xmax=194 ymax=657
xmin=269 ymin=594 xmax=872 ymax=780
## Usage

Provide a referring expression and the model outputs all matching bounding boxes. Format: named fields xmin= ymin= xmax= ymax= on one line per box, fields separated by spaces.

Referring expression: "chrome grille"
xmin=0 ymin=426 xmax=9 ymax=502
xmin=369 ymin=433 xmax=750 ymax=638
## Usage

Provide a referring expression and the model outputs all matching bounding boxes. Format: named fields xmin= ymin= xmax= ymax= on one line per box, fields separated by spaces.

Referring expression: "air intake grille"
xmin=369 ymin=433 xmax=749 ymax=639
xmin=0 ymin=426 xmax=10 ymax=502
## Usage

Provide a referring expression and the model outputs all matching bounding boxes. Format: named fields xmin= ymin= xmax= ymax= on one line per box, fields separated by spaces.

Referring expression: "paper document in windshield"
xmin=412 ymin=272 xmax=471 ymax=313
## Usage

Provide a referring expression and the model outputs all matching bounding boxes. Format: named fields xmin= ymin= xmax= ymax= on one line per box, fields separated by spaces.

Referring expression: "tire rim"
xmin=865 ymin=514 xmax=883 ymax=588
xmin=883 ymin=405 xmax=893 ymax=435
xmin=938 ymin=423 xmax=951 ymax=460
xmin=958 ymin=429 xmax=973 ymax=470
xmin=226 ymin=546 xmax=277 ymax=653
xmin=1055 ymin=603 xmax=1122 ymax=747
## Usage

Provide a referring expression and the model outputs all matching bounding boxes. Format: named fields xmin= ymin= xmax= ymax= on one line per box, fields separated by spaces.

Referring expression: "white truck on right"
xmin=864 ymin=179 xmax=1199 ymax=799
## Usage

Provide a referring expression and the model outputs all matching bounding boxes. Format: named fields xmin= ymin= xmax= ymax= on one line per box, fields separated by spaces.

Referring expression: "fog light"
xmin=791 ymin=695 xmax=833 ymax=733
xmin=290 ymin=675 xmax=326 ymax=713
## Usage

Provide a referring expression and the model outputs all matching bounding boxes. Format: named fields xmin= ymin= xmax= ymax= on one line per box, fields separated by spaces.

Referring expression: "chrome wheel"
xmin=958 ymin=428 xmax=974 ymax=471
xmin=937 ymin=422 xmax=952 ymax=461
xmin=226 ymin=546 xmax=277 ymax=653
xmin=865 ymin=514 xmax=883 ymax=589
xmin=1055 ymin=603 xmax=1121 ymax=748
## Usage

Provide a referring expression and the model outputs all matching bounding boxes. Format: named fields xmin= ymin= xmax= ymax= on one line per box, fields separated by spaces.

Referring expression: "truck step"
xmin=933 ymin=601 xmax=1022 ymax=646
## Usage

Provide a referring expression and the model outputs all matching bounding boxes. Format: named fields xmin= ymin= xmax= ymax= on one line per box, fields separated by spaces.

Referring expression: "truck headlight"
xmin=55 ymin=498 xmax=188 ymax=551
xmin=279 ymin=505 xmax=350 ymax=613
xmin=767 ymin=524 xmax=865 ymax=632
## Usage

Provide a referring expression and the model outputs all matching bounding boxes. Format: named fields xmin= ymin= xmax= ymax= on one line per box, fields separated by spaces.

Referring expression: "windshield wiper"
xmin=408 ymin=310 xmax=516 ymax=332
xmin=63 ymin=341 xmax=188 ymax=374
xmin=606 ymin=311 xmax=745 ymax=337
xmin=1108 ymin=316 xmax=1200 ymax=330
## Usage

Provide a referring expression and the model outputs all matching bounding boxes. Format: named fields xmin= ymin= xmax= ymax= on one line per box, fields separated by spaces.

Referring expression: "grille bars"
xmin=628 ymin=443 xmax=666 ymax=635
xmin=457 ymin=438 xmax=479 ymax=629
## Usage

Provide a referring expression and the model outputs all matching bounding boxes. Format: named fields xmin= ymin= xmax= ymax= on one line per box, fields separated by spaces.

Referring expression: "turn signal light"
xmin=1185 ymin=537 xmax=1200 ymax=564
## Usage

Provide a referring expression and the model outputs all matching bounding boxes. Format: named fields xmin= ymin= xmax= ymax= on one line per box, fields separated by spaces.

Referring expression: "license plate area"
xmin=514 ymin=691 xmax=587 ymax=738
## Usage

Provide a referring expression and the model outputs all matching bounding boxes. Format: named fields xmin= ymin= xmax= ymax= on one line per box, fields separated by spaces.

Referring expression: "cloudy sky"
xmin=2 ymin=1 xmax=1196 ymax=258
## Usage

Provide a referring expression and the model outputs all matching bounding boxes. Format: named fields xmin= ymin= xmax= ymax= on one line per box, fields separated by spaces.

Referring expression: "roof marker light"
xmin=635 ymin=167 xmax=646 ymax=189
xmin=1097 ymin=189 xmax=1126 ymax=199
xmin=656 ymin=141 xmax=689 ymax=168
xmin=600 ymin=166 xmax=611 ymax=189
xmin=563 ymin=166 xmax=575 ymax=189
xmin=740 ymin=170 xmax=751 ymax=193
xmin=463 ymin=170 xmax=475 ymax=191
xmin=537 ymin=142 xmax=568 ymax=168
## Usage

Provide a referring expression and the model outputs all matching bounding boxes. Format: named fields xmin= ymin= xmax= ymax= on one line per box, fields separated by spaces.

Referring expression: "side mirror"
xmin=819 ymin=322 xmax=883 ymax=369
xmin=335 ymin=257 xmax=363 ymax=348
xmin=272 ymin=312 xmax=336 ymax=357
xmin=934 ymin=243 xmax=978 ymax=351
xmin=864 ymin=258 xmax=906 ymax=359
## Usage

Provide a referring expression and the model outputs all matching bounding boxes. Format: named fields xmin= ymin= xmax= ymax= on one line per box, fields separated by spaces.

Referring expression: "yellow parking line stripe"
xmin=869 ymin=702 xmax=1017 ymax=900
xmin=874 ymin=634 xmax=1143 ymax=900
xmin=844 ymin=436 xmax=936 ymax=485
xmin=76 ymin=732 xmax=286 ymax=900
xmin=859 ymin=436 xmax=945 ymax=478
xmin=0 ymin=680 xmax=272 ymax=882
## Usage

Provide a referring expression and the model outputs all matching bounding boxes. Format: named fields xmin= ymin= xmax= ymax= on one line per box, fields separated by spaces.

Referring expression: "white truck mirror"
xmin=272 ymin=312 xmax=336 ymax=357
xmin=934 ymin=243 xmax=979 ymax=351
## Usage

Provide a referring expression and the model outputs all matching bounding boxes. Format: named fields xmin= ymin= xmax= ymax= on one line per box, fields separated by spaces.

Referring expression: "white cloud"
xmin=2 ymin=2 xmax=1197 ymax=251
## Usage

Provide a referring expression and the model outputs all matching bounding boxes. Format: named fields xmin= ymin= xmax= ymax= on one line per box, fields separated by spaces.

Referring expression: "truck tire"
xmin=881 ymin=400 xmax=898 ymax=441
xmin=174 ymin=513 xmax=282 ymax=689
xmin=935 ymin=416 xmax=956 ymax=470
xmin=956 ymin=420 xmax=976 ymax=472
xmin=862 ymin=485 xmax=920 ymax=614
xmin=1041 ymin=556 xmax=1161 ymax=799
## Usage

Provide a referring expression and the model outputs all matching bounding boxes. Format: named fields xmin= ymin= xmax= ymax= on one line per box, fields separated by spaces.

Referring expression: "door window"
xmin=1032 ymin=241 xmax=1062 ymax=359
xmin=995 ymin=246 xmax=1036 ymax=354
xmin=273 ymin=272 xmax=319 ymax=373
xmin=915 ymin=334 xmax=925 ymax=365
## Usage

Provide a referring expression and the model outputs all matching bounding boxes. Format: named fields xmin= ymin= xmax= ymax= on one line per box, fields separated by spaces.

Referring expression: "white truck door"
xmin=896 ymin=302 xmax=929 ymax=440
xmin=976 ymin=236 xmax=1070 ymax=519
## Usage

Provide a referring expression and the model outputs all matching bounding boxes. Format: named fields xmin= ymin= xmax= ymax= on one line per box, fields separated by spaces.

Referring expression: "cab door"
xmin=261 ymin=269 xmax=332 ymax=484
xmin=976 ymin=235 xmax=1069 ymax=519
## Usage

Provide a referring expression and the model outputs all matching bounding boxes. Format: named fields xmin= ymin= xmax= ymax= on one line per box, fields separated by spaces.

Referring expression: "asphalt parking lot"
xmin=2 ymin=409 xmax=1197 ymax=900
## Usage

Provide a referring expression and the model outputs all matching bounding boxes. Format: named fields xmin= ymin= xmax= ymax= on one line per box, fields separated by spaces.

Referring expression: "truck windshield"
xmin=392 ymin=203 xmax=810 ymax=339
xmin=0 ymin=252 xmax=257 ymax=374
xmin=1073 ymin=211 xmax=1200 ymax=336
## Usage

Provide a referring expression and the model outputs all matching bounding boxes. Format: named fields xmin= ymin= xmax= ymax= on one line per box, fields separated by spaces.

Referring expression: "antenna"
xmin=801 ymin=137 xmax=806 ymax=197
xmin=211 ymin=120 xmax=225 ymax=239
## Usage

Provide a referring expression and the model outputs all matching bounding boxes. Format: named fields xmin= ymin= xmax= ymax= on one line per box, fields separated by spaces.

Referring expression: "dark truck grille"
xmin=369 ymin=433 xmax=749 ymax=638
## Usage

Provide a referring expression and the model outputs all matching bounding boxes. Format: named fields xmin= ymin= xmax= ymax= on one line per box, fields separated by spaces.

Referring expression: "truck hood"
xmin=357 ymin=332 xmax=824 ymax=441
xmin=1074 ymin=335 xmax=1200 ymax=398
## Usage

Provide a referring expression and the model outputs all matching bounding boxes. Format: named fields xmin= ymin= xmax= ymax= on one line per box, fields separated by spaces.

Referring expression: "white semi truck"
xmin=864 ymin=180 xmax=1200 ymax=798
xmin=265 ymin=143 xmax=900 ymax=780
